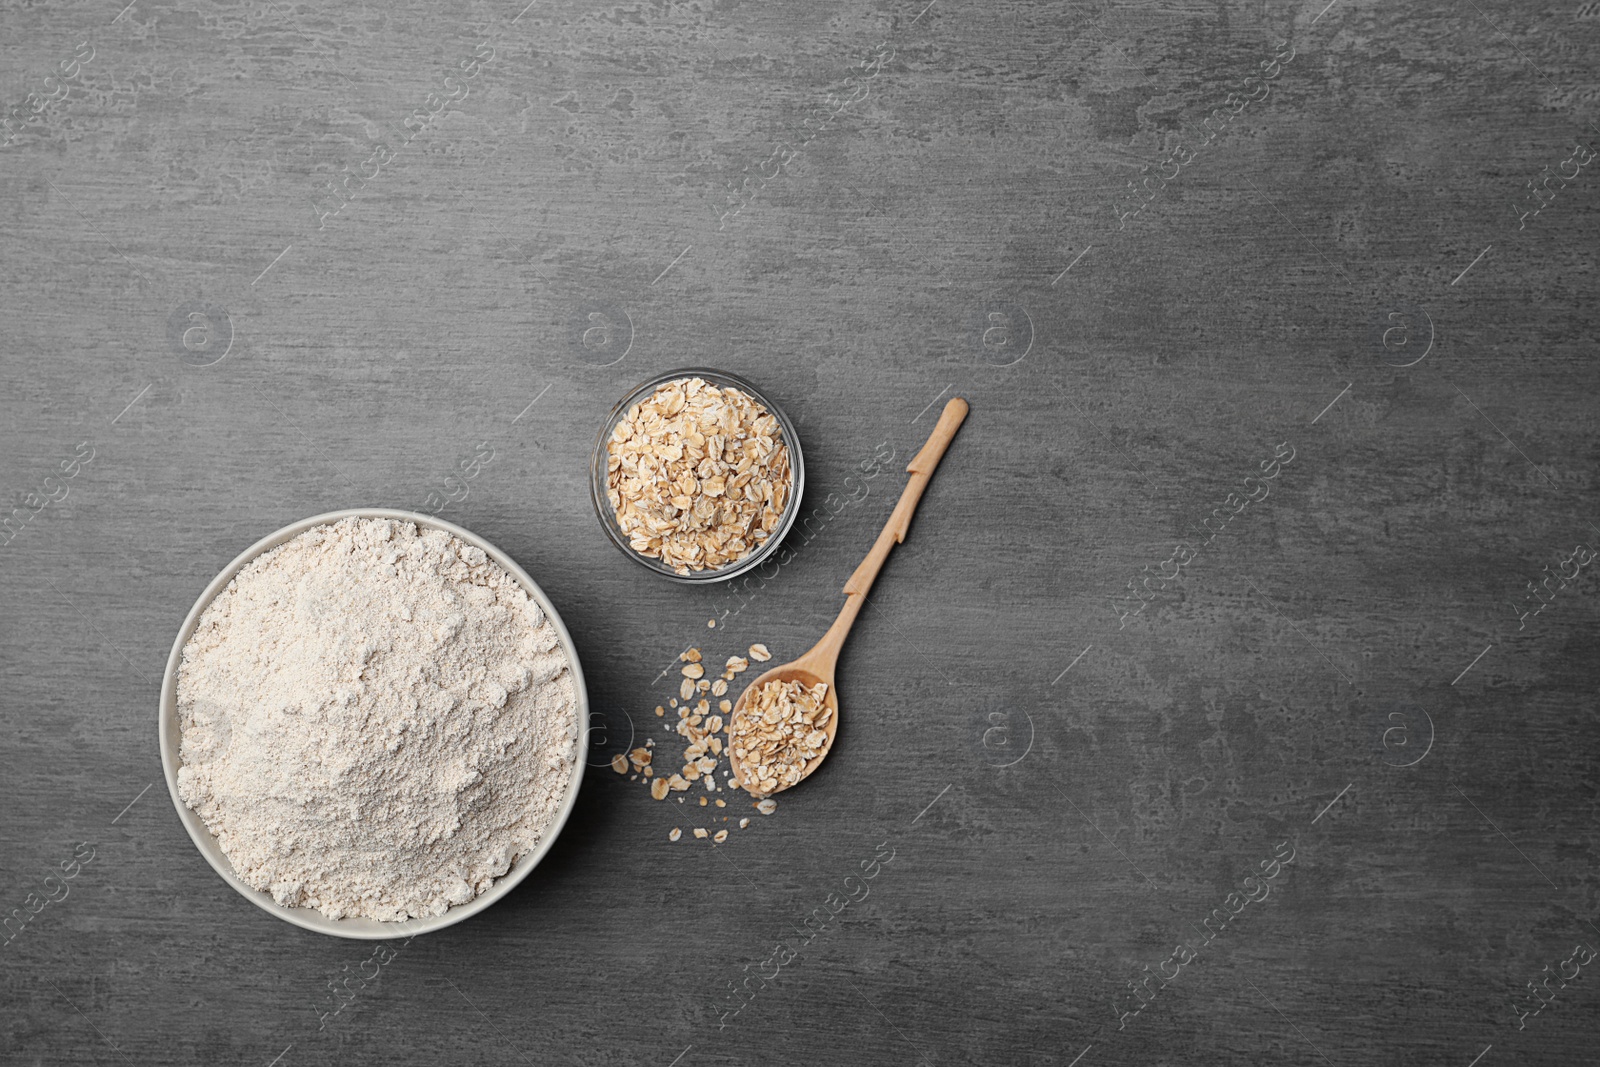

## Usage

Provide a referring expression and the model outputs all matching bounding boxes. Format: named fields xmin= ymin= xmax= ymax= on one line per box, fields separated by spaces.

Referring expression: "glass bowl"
xmin=590 ymin=368 xmax=805 ymax=584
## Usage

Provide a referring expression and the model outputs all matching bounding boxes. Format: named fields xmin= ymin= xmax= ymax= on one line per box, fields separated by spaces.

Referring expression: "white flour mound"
xmin=176 ymin=516 xmax=579 ymax=921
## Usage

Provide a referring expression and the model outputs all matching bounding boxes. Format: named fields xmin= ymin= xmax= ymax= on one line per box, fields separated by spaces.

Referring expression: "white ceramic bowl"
xmin=158 ymin=508 xmax=589 ymax=939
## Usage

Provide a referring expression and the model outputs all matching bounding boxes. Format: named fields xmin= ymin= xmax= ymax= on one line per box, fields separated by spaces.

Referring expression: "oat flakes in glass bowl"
xmin=590 ymin=369 xmax=804 ymax=583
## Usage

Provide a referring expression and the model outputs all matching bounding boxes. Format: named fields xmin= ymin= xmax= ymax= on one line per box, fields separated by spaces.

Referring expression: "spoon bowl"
xmin=726 ymin=661 xmax=839 ymax=796
xmin=725 ymin=398 xmax=969 ymax=799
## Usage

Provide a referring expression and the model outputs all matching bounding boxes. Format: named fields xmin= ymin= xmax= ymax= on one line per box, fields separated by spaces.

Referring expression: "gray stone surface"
xmin=3 ymin=0 xmax=1599 ymax=1063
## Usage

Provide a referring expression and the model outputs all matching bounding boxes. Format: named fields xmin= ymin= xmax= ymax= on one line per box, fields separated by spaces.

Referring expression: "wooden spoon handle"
xmin=799 ymin=398 xmax=969 ymax=672
xmin=843 ymin=397 xmax=969 ymax=598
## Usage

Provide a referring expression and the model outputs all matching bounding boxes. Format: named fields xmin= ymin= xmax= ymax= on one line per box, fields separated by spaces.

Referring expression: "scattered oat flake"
xmin=679 ymin=678 xmax=695 ymax=700
xmin=719 ymin=699 xmax=732 ymax=713
xmin=711 ymin=679 xmax=728 ymax=697
xmin=740 ymin=817 xmax=750 ymax=828
xmin=714 ymin=830 xmax=728 ymax=843
xmin=715 ymin=799 xmax=726 ymax=808
xmin=650 ymin=777 xmax=670 ymax=801
xmin=693 ymin=828 xmax=709 ymax=839
xmin=610 ymin=753 xmax=628 ymax=774
xmin=682 ymin=662 xmax=705 ymax=679
xmin=726 ymin=656 xmax=749 ymax=673
xmin=708 ymin=619 xmax=716 ymax=628
xmin=757 ymin=799 xmax=777 ymax=815
xmin=748 ymin=643 xmax=771 ymax=662
xmin=655 ymin=706 xmax=665 ymax=717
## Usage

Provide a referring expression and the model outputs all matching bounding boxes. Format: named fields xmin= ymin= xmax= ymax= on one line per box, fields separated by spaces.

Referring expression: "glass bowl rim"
xmin=589 ymin=367 xmax=806 ymax=584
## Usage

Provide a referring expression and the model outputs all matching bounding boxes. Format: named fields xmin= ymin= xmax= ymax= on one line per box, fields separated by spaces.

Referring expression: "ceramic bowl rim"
xmin=157 ymin=507 xmax=589 ymax=940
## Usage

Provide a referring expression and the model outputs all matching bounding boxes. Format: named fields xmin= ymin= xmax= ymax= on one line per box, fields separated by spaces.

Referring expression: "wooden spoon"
xmin=727 ymin=398 xmax=970 ymax=798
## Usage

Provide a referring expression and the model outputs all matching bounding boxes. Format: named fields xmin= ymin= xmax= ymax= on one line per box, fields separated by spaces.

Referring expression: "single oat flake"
xmin=605 ymin=377 xmax=792 ymax=575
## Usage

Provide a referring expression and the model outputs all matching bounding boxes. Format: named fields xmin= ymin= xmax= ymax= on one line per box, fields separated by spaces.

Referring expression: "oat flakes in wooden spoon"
xmin=726 ymin=398 xmax=969 ymax=798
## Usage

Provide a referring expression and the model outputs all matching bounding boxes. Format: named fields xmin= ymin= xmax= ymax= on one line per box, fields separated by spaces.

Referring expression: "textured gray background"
xmin=3 ymin=0 xmax=1599 ymax=1063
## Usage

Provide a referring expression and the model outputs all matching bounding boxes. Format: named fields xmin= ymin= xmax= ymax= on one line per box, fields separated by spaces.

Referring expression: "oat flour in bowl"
xmin=175 ymin=516 xmax=578 ymax=922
